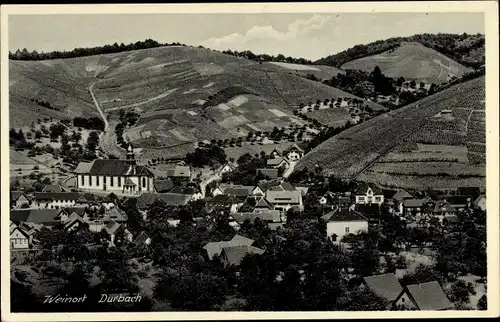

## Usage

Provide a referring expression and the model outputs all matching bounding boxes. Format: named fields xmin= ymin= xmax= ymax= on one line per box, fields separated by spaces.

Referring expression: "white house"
xmin=10 ymin=225 xmax=31 ymax=250
xmin=473 ymin=194 xmax=486 ymax=211
xmin=354 ymin=183 xmax=384 ymax=205
xmin=219 ymin=162 xmax=236 ymax=177
xmin=75 ymin=144 xmax=154 ymax=195
xmin=10 ymin=191 xmax=31 ymax=209
xmin=266 ymin=157 xmax=289 ymax=170
xmin=284 ymin=144 xmax=304 ymax=162
xmin=32 ymin=192 xmax=81 ymax=209
xmin=321 ymin=207 xmax=369 ymax=243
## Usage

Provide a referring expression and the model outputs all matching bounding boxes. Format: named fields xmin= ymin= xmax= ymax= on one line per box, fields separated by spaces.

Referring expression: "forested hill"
xmin=315 ymin=33 xmax=485 ymax=69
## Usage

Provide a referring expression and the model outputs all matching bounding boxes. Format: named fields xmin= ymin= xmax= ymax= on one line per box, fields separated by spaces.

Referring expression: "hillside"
xmin=315 ymin=33 xmax=485 ymax=70
xmin=296 ymin=76 xmax=485 ymax=190
xmin=340 ymin=42 xmax=472 ymax=84
xmin=9 ymin=45 xmax=383 ymax=158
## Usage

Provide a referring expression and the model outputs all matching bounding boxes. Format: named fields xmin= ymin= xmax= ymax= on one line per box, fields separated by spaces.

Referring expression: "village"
xmin=9 ymin=138 xmax=487 ymax=311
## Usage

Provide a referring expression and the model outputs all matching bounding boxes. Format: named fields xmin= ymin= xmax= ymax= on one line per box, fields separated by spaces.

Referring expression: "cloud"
xmin=202 ymin=14 xmax=332 ymax=51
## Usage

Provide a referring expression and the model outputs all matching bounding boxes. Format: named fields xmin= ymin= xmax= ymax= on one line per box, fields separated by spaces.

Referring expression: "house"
xmin=394 ymin=281 xmax=453 ymax=311
xmin=168 ymin=185 xmax=203 ymax=201
xmin=239 ymin=195 xmax=275 ymax=212
xmin=321 ymin=207 xmax=369 ymax=243
xmin=153 ymin=179 xmax=175 ymax=193
xmin=219 ymin=162 xmax=236 ymax=177
xmin=32 ymin=192 xmax=81 ymax=209
xmin=10 ymin=191 xmax=31 ymax=209
xmin=355 ymin=184 xmax=384 ymax=205
xmin=165 ymin=165 xmax=191 ymax=180
xmin=10 ymin=209 xmax=60 ymax=227
xmin=266 ymin=190 xmax=303 ymax=212
xmin=212 ymin=184 xmax=258 ymax=201
xmin=220 ymin=245 xmax=265 ymax=268
xmin=284 ymin=143 xmax=304 ymax=162
xmin=403 ymin=198 xmax=431 ymax=217
xmin=207 ymin=194 xmax=241 ymax=214
xmin=269 ymin=148 xmax=283 ymax=159
xmin=203 ymin=234 xmax=255 ymax=260
xmin=363 ymin=273 xmax=403 ymax=305
xmin=41 ymin=184 xmax=65 ymax=193
xmin=256 ymin=168 xmax=279 ymax=180
xmin=102 ymin=207 xmax=128 ymax=223
xmin=73 ymin=195 xmax=90 ymax=208
xmin=63 ymin=213 xmax=90 ymax=231
xmin=103 ymin=221 xmax=133 ymax=247
xmin=10 ymin=225 xmax=32 ymax=250
xmin=442 ymin=195 xmax=472 ymax=211
xmin=473 ymin=194 xmax=486 ymax=211
xmin=266 ymin=157 xmax=289 ymax=170
xmin=231 ymin=209 xmax=282 ymax=225
xmin=133 ymin=232 xmax=152 ymax=247
xmin=203 ymin=234 xmax=265 ymax=267
xmin=75 ymin=144 xmax=154 ymax=195
xmin=392 ymin=189 xmax=414 ymax=213
xmin=137 ymin=192 xmax=191 ymax=209
xmin=256 ymin=179 xmax=282 ymax=194
xmin=433 ymin=201 xmax=457 ymax=218
xmin=101 ymin=195 xmax=117 ymax=210
xmin=294 ymin=184 xmax=310 ymax=196
xmin=55 ymin=207 xmax=88 ymax=223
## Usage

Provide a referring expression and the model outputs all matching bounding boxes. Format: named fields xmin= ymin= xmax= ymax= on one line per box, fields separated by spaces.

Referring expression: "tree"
xmin=336 ymin=287 xmax=389 ymax=311
xmin=86 ymin=131 xmax=99 ymax=151
xmin=477 ymin=294 xmax=487 ymax=310
xmin=447 ymin=280 xmax=474 ymax=304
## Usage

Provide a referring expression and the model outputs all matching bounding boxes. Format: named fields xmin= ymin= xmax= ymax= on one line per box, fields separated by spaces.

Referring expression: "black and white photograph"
xmin=1 ymin=2 xmax=499 ymax=320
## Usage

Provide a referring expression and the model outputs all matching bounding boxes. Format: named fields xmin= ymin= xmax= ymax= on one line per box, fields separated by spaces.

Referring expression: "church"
xmin=74 ymin=144 xmax=154 ymax=195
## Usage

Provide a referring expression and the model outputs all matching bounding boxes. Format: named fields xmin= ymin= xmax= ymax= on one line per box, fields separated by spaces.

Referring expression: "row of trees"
xmin=9 ymin=39 xmax=186 ymax=61
xmin=221 ymin=49 xmax=313 ymax=65
xmin=73 ymin=117 xmax=105 ymax=131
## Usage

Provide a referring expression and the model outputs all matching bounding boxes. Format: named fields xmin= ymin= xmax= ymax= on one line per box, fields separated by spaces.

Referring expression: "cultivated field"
xmin=341 ymin=42 xmax=472 ymax=84
xmin=297 ymin=76 xmax=485 ymax=189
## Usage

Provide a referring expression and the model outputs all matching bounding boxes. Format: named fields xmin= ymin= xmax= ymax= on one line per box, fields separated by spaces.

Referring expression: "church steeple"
xmin=126 ymin=143 xmax=136 ymax=165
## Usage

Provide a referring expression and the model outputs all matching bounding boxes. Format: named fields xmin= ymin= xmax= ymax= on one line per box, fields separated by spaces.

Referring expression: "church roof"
xmin=75 ymin=159 xmax=153 ymax=177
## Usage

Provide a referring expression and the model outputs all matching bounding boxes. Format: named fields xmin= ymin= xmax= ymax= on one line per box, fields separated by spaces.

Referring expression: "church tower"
xmin=126 ymin=143 xmax=136 ymax=165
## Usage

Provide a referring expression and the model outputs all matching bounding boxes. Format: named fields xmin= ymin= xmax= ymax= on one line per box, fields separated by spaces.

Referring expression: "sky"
xmin=9 ymin=13 xmax=484 ymax=61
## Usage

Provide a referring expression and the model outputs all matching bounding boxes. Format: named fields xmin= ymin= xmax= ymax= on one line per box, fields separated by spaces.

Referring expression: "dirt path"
xmin=88 ymin=81 xmax=109 ymax=130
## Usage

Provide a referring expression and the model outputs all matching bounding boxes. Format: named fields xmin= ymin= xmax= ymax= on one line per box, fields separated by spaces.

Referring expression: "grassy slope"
xmin=10 ymin=46 xmax=382 ymax=156
xmin=296 ymin=76 xmax=485 ymax=189
xmin=341 ymin=42 xmax=472 ymax=84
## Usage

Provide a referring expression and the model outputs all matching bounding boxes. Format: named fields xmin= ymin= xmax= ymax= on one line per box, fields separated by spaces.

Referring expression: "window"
xmin=96 ymin=176 xmax=100 ymax=185
xmin=359 ymin=196 xmax=365 ymax=200
xmin=103 ymin=176 xmax=106 ymax=185
xmin=81 ymin=175 xmax=85 ymax=186
xmin=110 ymin=177 xmax=114 ymax=187
xmin=375 ymin=196 xmax=381 ymax=202
xmin=345 ymin=227 xmax=350 ymax=233
xmin=89 ymin=175 xmax=92 ymax=186
xmin=118 ymin=177 xmax=121 ymax=187
xmin=142 ymin=177 xmax=147 ymax=188
xmin=401 ymin=298 xmax=405 ymax=303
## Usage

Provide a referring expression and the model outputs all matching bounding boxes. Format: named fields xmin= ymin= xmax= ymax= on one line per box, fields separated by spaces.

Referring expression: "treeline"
xmin=9 ymin=39 xmax=187 ymax=61
xmin=316 ymin=33 xmax=485 ymax=69
xmin=73 ymin=117 xmax=105 ymax=131
xmin=221 ymin=49 xmax=313 ymax=65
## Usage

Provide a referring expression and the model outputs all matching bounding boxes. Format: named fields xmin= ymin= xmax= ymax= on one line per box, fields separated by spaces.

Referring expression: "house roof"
xmin=473 ymin=194 xmax=486 ymax=206
xmin=10 ymin=226 xmax=30 ymax=239
xmin=210 ymin=194 xmax=240 ymax=204
xmin=266 ymin=157 xmax=288 ymax=166
xmin=166 ymin=166 xmax=191 ymax=178
xmin=74 ymin=162 xmax=93 ymax=174
xmin=392 ymin=189 xmax=413 ymax=202
xmin=63 ymin=213 xmax=88 ymax=228
xmin=254 ymin=196 xmax=275 ymax=209
xmin=270 ymin=148 xmax=283 ymax=156
xmin=442 ymin=195 xmax=472 ymax=206
xmin=321 ymin=207 xmax=368 ymax=222
xmin=221 ymin=245 xmax=265 ymax=266
xmin=232 ymin=210 xmax=281 ymax=224
xmin=203 ymin=234 xmax=255 ymax=260
xmin=355 ymin=183 xmax=384 ymax=196
xmin=169 ymin=185 xmax=200 ymax=195
xmin=10 ymin=191 xmax=29 ymax=202
xmin=285 ymin=143 xmax=304 ymax=153
xmin=256 ymin=168 xmax=279 ymax=179
xmin=364 ymin=273 xmax=403 ymax=302
xmin=280 ymin=181 xmax=295 ymax=191
xmin=404 ymin=281 xmax=453 ymax=311
xmin=224 ymin=186 xmax=254 ymax=197
xmin=103 ymin=207 xmax=128 ymax=222
xmin=41 ymin=184 xmax=64 ymax=193
xmin=433 ymin=201 xmax=456 ymax=213
xmin=137 ymin=192 xmax=191 ymax=207
xmin=57 ymin=207 xmax=87 ymax=218
xmin=404 ymin=198 xmax=428 ymax=208
xmin=266 ymin=190 xmax=302 ymax=204
xmin=104 ymin=220 xmax=122 ymax=235
xmin=257 ymin=179 xmax=282 ymax=192
xmin=34 ymin=192 xmax=81 ymax=201
xmin=153 ymin=179 xmax=174 ymax=193
xmin=10 ymin=209 xmax=60 ymax=226
xmin=133 ymin=232 xmax=151 ymax=246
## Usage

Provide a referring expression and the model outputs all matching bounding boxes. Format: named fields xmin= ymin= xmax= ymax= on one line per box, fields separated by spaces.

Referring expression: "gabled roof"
xmin=123 ymin=177 xmax=136 ymax=186
xmin=256 ymin=168 xmax=279 ymax=179
xmin=10 ymin=191 xmax=29 ymax=202
xmin=355 ymin=183 xmax=384 ymax=196
xmin=266 ymin=157 xmax=288 ymax=167
xmin=169 ymin=185 xmax=200 ymax=195
xmin=270 ymin=148 xmax=283 ymax=156
xmin=404 ymin=198 xmax=429 ymax=208
xmin=34 ymin=192 xmax=81 ymax=201
xmin=166 ymin=166 xmax=191 ymax=178
xmin=257 ymin=179 xmax=282 ymax=192
xmin=153 ymin=179 xmax=174 ymax=193
xmin=404 ymin=281 xmax=453 ymax=311
xmin=321 ymin=207 xmax=368 ymax=222
xmin=138 ymin=192 xmax=191 ymax=207
xmin=63 ymin=213 xmax=88 ymax=228
xmin=104 ymin=220 xmax=121 ymax=235
xmin=10 ymin=209 xmax=60 ymax=226
xmin=203 ymin=234 xmax=255 ymax=260
xmin=280 ymin=181 xmax=295 ymax=191
xmin=103 ymin=207 xmax=128 ymax=222
xmin=224 ymin=186 xmax=254 ymax=197
xmin=254 ymin=196 xmax=275 ymax=209
xmin=364 ymin=273 xmax=403 ymax=302
xmin=209 ymin=194 xmax=240 ymax=205
xmin=473 ymin=194 xmax=486 ymax=206
xmin=433 ymin=201 xmax=456 ymax=213
xmin=232 ymin=210 xmax=281 ymax=224
xmin=392 ymin=189 xmax=413 ymax=202
xmin=442 ymin=195 xmax=472 ymax=206
xmin=41 ymin=184 xmax=64 ymax=193
xmin=10 ymin=226 xmax=30 ymax=239
xmin=285 ymin=143 xmax=304 ymax=153
xmin=57 ymin=207 xmax=87 ymax=218
xmin=133 ymin=232 xmax=151 ymax=246
xmin=221 ymin=245 xmax=265 ymax=266
xmin=76 ymin=159 xmax=153 ymax=177
xmin=74 ymin=162 xmax=93 ymax=174
xmin=266 ymin=190 xmax=302 ymax=204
